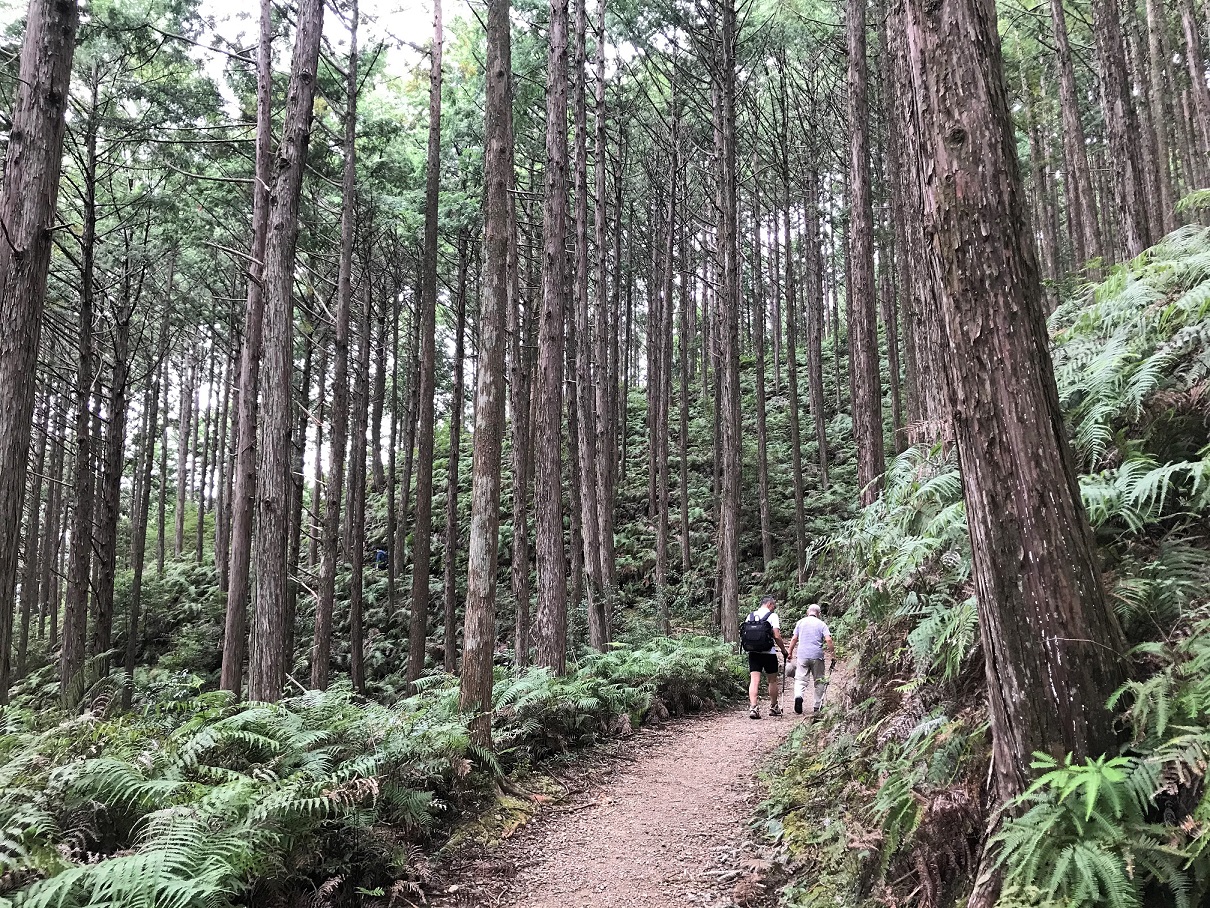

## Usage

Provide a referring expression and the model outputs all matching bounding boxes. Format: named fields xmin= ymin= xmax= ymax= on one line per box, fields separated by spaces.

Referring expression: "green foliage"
xmin=0 ymin=638 xmax=740 ymax=907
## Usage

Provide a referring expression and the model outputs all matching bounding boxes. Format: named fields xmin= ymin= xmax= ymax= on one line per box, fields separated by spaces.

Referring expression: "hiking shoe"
xmin=769 ymin=705 xmax=783 ymax=716
xmin=794 ymin=697 xmax=803 ymax=714
xmin=749 ymin=707 xmax=761 ymax=720
xmin=813 ymin=703 xmax=821 ymax=714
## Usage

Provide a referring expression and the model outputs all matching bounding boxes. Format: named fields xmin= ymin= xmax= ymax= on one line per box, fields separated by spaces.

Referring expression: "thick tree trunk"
xmin=220 ymin=0 xmax=273 ymax=696
xmin=461 ymin=0 xmax=513 ymax=744
xmin=895 ymin=0 xmax=1127 ymax=848
xmin=407 ymin=0 xmax=443 ymax=688
xmin=0 ymin=0 xmax=79 ymax=704
xmin=533 ymin=0 xmax=571 ymax=672
xmin=248 ymin=0 xmax=325 ymax=703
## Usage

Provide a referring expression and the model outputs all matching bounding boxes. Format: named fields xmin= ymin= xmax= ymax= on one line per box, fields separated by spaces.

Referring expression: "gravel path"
xmin=434 ymin=705 xmax=805 ymax=908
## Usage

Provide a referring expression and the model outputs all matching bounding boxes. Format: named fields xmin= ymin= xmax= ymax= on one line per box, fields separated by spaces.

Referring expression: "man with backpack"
xmin=741 ymin=594 xmax=789 ymax=719
xmin=788 ymin=603 xmax=835 ymax=715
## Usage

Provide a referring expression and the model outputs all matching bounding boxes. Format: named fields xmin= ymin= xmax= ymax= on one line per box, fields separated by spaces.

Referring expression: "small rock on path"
xmin=435 ymin=706 xmax=806 ymax=908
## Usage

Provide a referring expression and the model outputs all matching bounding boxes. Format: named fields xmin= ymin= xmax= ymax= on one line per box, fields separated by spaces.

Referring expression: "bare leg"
xmin=749 ymin=671 xmax=761 ymax=708
xmin=769 ymin=672 xmax=780 ymax=708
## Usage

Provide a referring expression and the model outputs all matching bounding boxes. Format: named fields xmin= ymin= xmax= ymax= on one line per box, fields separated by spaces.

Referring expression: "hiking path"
xmin=431 ymin=702 xmax=817 ymax=908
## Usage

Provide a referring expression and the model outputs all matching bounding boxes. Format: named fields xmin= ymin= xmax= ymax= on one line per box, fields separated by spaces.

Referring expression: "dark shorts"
xmin=748 ymin=652 xmax=779 ymax=675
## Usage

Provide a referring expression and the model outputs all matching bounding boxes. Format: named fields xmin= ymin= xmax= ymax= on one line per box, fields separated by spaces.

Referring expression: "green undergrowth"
xmin=0 ymin=636 xmax=743 ymax=908
xmin=763 ymin=225 xmax=1210 ymax=908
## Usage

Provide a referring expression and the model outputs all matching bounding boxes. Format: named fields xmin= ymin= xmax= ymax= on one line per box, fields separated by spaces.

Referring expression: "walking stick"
xmin=816 ymin=658 xmax=838 ymax=709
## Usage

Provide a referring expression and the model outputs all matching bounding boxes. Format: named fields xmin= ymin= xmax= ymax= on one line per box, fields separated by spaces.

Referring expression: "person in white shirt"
xmin=743 ymin=595 xmax=789 ymax=719
xmin=788 ymin=604 xmax=834 ymax=714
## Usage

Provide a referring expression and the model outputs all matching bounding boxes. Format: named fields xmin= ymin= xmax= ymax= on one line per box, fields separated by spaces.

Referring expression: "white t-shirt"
xmin=793 ymin=615 xmax=831 ymax=663
xmin=747 ymin=606 xmax=781 ymax=655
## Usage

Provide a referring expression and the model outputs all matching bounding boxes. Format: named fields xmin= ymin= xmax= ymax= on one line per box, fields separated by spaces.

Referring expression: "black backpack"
xmin=740 ymin=610 xmax=775 ymax=653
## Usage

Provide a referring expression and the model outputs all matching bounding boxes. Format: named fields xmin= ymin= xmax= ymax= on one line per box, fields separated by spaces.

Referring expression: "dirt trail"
xmin=433 ymin=706 xmax=809 ymax=908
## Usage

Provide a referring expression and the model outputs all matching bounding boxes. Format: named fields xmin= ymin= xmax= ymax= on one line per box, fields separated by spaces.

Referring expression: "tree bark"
xmin=895 ymin=0 xmax=1127 ymax=835
xmin=407 ymin=0 xmax=443 ymax=688
xmin=313 ymin=11 xmax=359 ymax=691
xmin=14 ymin=387 xmax=49 ymax=682
xmin=1093 ymin=0 xmax=1153 ymax=258
xmin=1144 ymin=0 xmax=1177 ymax=234
xmin=572 ymin=0 xmax=606 ymax=649
xmin=248 ymin=0 xmax=326 ymax=703
xmin=348 ymin=279 xmax=370 ymax=694
xmin=60 ymin=94 xmax=99 ymax=703
xmin=124 ymin=315 xmax=169 ymax=709
xmin=220 ymin=0 xmax=273 ymax=696
xmin=0 ymin=0 xmax=80 ymax=704
xmin=1048 ymin=0 xmax=1103 ymax=265
xmin=461 ymin=0 xmax=513 ymax=745
xmin=533 ymin=0 xmax=571 ymax=672
xmin=848 ymin=0 xmax=886 ymax=503
xmin=443 ymin=235 xmax=468 ymax=673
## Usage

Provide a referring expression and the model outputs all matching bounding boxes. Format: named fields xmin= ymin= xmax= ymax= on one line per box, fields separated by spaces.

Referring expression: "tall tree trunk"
xmin=157 ymin=354 xmax=169 ymax=575
xmin=194 ymin=333 xmax=218 ymax=561
xmin=1176 ymin=0 xmax=1210 ymax=184
xmin=248 ymin=0 xmax=326 ymax=703
xmin=60 ymin=97 xmax=99 ymax=704
xmin=1048 ymin=0 xmax=1103 ymax=265
xmin=593 ymin=0 xmax=616 ymax=630
xmin=37 ymin=395 xmax=66 ymax=651
xmin=533 ymin=0 xmax=571 ymax=672
xmin=443 ymin=237 xmax=468 ymax=673
xmin=848 ymin=0 xmax=886 ymax=503
xmin=220 ymin=0 xmax=273 ymax=696
xmin=124 ymin=316 xmax=169 ymax=709
xmin=370 ymin=298 xmax=388 ymax=494
xmin=715 ymin=0 xmax=743 ymax=645
xmin=0 ymin=0 xmax=79 ymax=705
xmin=895 ymin=5 xmax=1127 ymax=901
xmin=214 ymin=325 xmax=236 ymax=588
xmin=461 ymin=0 xmax=513 ymax=744
xmin=407 ymin=0 xmax=442 ymax=687
xmin=348 ymin=278 xmax=370 ymax=694
xmin=15 ymin=387 xmax=49 ymax=681
xmin=284 ymin=324 xmax=313 ymax=689
xmin=750 ymin=181 xmax=769 ymax=571
xmin=509 ymin=219 xmax=533 ymax=667
xmin=1144 ymin=0 xmax=1178 ymax=233
xmin=1093 ymin=0 xmax=1154 ymax=258
xmin=572 ymin=0 xmax=606 ymax=649
xmin=174 ymin=355 xmax=193 ymax=558
xmin=679 ymin=228 xmax=693 ymax=576
xmin=804 ymin=170 xmax=830 ymax=482
xmin=314 ymin=12 xmax=359 ymax=691
xmin=92 ymin=302 xmax=133 ymax=672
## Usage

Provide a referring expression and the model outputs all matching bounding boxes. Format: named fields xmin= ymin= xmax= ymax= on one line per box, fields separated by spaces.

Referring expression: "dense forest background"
xmin=0 ymin=0 xmax=1208 ymax=901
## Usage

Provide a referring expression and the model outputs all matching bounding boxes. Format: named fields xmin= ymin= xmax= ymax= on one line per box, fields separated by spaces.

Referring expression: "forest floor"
xmin=430 ymin=671 xmax=843 ymax=908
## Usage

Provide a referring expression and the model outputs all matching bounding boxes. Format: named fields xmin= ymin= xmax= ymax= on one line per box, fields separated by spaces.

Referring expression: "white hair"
xmin=808 ymin=604 xmax=821 ymax=617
